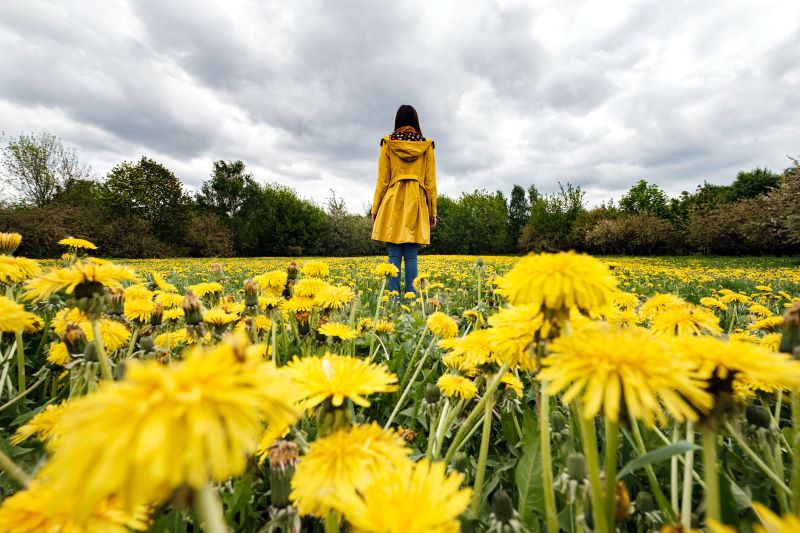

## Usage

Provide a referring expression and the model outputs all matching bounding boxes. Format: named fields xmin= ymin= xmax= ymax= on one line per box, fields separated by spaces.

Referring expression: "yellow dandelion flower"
xmin=356 ymin=318 xmax=374 ymax=335
xmin=541 ymin=326 xmax=714 ymax=426
xmin=699 ymin=297 xmax=727 ymax=312
xmin=749 ymin=304 xmax=773 ymax=318
xmin=375 ymin=320 xmax=395 ymax=334
xmin=254 ymin=270 xmax=288 ymax=291
xmin=186 ymin=281 xmax=223 ymax=298
xmin=640 ymin=294 xmax=685 ymax=319
xmin=437 ymin=374 xmax=478 ymax=400
xmin=318 ymin=322 xmax=358 ymax=341
xmin=47 ymin=341 xmax=71 ymax=366
xmin=375 ymin=263 xmax=399 ymax=277
xmin=290 ymin=423 xmax=411 ymax=518
xmin=154 ymin=328 xmax=192 ymax=348
xmin=124 ymin=283 xmax=154 ymax=301
xmin=155 ymin=291 xmax=183 ymax=309
xmin=0 ymin=256 xmax=40 ymax=284
xmin=256 ymin=421 xmax=293 ymax=464
xmin=612 ymin=291 xmax=640 ymax=311
xmin=58 ymin=237 xmax=97 ymax=250
xmin=23 ymin=261 xmax=138 ymax=301
xmin=502 ymin=373 xmax=524 ymax=398
xmin=51 ymin=307 xmax=88 ymax=336
xmin=284 ymin=353 xmax=397 ymax=409
xmin=162 ymin=307 xmax=184 ymax=322
xmin=202 ymin=307 xmax=240 ymax=327
xmin=333 ymin=459 xmax=471 ymax=533
xmin=751 ymin=502 xmax=800 ymax=533
xmin=755 ymin=285 xmax=772 ymax=292
xmin=149 ymin=271 xmax=177 ymax=293
xmin=294 ymin=277 xmax=329 ymax=298
xmin=401 ymin=304 xmax=411 ymax=313
xmin=426 ymin=311 xmax=458 ymax=339
xmin=0 ymin=483 xmax=148 ymax=533
xmin=487 ymin=305 xmax=548 ymax=371
xmin=81 ymin=319 xmax=132 ymax=353
xmin=0 ymin=232 xmax=22 ymax=254
xmin=11 ymin=401 xmax=76 ymax=447
xmin=124 ymin=298 xmax=153 ymax=323
xmin=748 ymin=316 xmax=784 ymax=332
xmin=760 ymin=333 xmax=782 ymax=352
xmin=314 ymin=285 xmax=355 ymax=310
xmin=41 ymin=334 xmax=302 ymax=518
xmin=282 ymin=296 xmax=316 ymax=314
xmin=650 ymin=304 xmax=722 ymax=337
xmin=404 ymin=291 xmax=417 ymax=300
xmin=604 ymin=308 xmax=643 ymax=328
xmin=0 ymin=295 xmax=37 ymax=332
xmin=497 ymin=251 xmax=617 ymax=314
xmin=259 ymin=294 xmax=284 ymax=311
xmin=301 ymin=260 xmax=330 ymax=278
xmin=234 ymin=315 xmax=272 ymax=334
xmin=720 ymin=292 xmax=749 ymax=304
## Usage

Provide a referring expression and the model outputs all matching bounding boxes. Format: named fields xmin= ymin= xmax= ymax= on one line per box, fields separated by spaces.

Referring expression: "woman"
xmin=371 ymin=104 xmax=437 ymax=296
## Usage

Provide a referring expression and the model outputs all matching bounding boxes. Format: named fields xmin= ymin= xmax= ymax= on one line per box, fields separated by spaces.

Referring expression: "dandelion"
xmin=501 ymin=373 xmax=524 ymax=398
xmin=437 ymin=374 xmax=478 ymax=400
xmin=124 ymin=284 xmax=154 ymax=301
xmin=541 ymin=326 xmax=713 ymax=426
xmin=23 ymin=261 xmax=138 ymax=302
xmin=375 ymin=320 xmax=395 ymax=334
xmin=749 ymin=304 xmax=773 ymax=318
xmin=0 ymin=232 xmax=22 ymax=255
xmin=0 ymin=295 xmax=37 ymax=332
xmin=487 ymin=305 xmax=549 ymax=371
xmin=149 ymin=271 xmax=177 ymax=293
xmin=82 ymin=319 xmax=131 ymax=352
xmin=124 ymin=298 xmax=153 ymax=324
xmin=162 ymin=307 xmax=184 ymax=322
xmin=426 ymin=311 xmax=458 ymax=339
xmin=0 ymin=256 xmax=40 ymax=284
xmin=748 ymin=316 xmax=784 ymax=332
xmin=202 ymin=307 xmax=240 ymax=328
xmin=404 ymin=291 xmax=417 ymax=300
xmin=58 ymin=237 xmax=97 ymax=250
xmin=40 ymin=334 xmax=302 ymax=517
xmin=640 ymin=294 xmax=685 ymax=319
xmin=650 ymin=304 xmax=722 ymax=336
xmin=700 ymin=297 xmax=727 ymax=312
xmin=290 ymin=423 xmax=411 ymax=518
xmin=47 ymin=341 xmax=71 ymax=366
xmin=751 ymin=502 xmax=800 ymax=533
xmin=333 ymin=459 xmax=471 ymax=533
xmin=155 ymin=291 xmax=183 ymax=309
xmin=375 ymin=263 xmax=399 ymax=277
xmin=314 ymin=285 xmax=355 ymax=311
xmin=356 ymin=318 xmax=373 ymax=335
xmin=611 ymin=292 xmax=640 ymax=311
xmin=318 ymin=322 xmax=358 ymax=341
xmin=0 ymin=483 xmax=148 ymax=533
xmin=187 ymin=281 xmax=223 ymax=298
xmin=720 ymin=293 xmax=749 ymax=304
xmin=11 ymin=401 xmax=76 ymax=447
xmin=284 ymin=353 xmax=397 ymax=410
xmin=282 ymin=296 xmax=316 ymax=314
xmin=497 ymin=251 xmax=617 ymax=314
xmin=254 ymin=270 xmax=288 ymax=291
xmin=301 ymin=260 xmax=330 ymax=278
xmin=294 ymin=278 xmax=329 ymax=298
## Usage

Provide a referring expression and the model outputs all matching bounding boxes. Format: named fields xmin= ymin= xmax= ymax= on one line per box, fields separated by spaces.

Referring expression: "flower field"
xmin=1 ymin=234 xmax=800 ymax=532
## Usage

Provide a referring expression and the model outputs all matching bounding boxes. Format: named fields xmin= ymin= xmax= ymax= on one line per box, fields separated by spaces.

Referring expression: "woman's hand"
xmin=371 ymin=213 xmax=376 ymax=224
xmin=430 ymin=216 xmax=437 ymax=229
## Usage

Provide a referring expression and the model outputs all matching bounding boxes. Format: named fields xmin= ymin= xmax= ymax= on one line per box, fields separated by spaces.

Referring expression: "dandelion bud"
xmin=452 ymin=451 xmax=470 ymax=475
xmin=182 ymin=290 xmax=203 ymax=326
xmin=107 ymin=287 xmax=124 ymax=317
xmin=150 ymin=303 xmax=163 ymax=327
xmin=286 ymin=261 xmax=299 ymax=281
xmin=0 ymin=232 xmax=22 ymax=255
xmin=73 ymin=281 xmax=106 ymax=318
xmin=139 ymin=332 xmax=155 ymax=353
xmin=268 ymin=440 xmax=299 ymax=508
xmin=634 ymin=491 xmax=655 ymax=513
xmin=83 ymin=340 xmax=99 ymax=362
xmin=424 ymin=383 xmax=441 ymax=404
xmin=64 ymin=323 xmax=87 ymax=354
xmin=490 ymin=490 xmax=514 ymax=524
xmin=566 ymin=452 xmax=587 ymax=480
xmin=779 ymin=301 xmax=800 ymax=357
xmin=745 ymin=404 xmax=771 ymax=429
xmin=243 ymin=279 xmax=259 ymax=310
xmin=551 ymin=410 xmax=568 ymax=432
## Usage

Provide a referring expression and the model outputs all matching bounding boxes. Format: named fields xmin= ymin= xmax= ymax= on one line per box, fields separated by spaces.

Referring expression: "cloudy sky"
xmin=1 ymin=0 xmax=798 ymax=212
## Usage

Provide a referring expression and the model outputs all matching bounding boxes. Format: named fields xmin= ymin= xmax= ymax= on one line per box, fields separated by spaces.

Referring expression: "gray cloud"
xmin=1 ymin=0 xmax=798 ymax=212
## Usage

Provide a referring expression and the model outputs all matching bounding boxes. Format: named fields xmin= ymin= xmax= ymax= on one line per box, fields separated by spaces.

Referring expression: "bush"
xmin=584 ymin=214 xmax=681 ymax=255
xmin=184 ymin=213 xmax=234 ymax=257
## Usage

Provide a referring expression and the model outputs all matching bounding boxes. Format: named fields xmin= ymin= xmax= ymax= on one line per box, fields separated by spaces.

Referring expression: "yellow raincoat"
xmin=371 ymin=127 xmax=437 ymax=245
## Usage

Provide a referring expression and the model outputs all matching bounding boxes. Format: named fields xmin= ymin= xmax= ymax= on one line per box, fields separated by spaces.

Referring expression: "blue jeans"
xmin=387 ymin=243 xmax=418 ymax=295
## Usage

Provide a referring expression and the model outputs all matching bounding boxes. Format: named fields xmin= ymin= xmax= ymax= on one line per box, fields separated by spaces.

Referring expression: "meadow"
xmin=1 ymin=236 xmax=800 ymax=532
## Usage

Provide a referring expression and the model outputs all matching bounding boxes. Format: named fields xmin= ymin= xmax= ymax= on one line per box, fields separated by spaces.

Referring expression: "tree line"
xmin=1 ymin=132 xmax=798 ymax=257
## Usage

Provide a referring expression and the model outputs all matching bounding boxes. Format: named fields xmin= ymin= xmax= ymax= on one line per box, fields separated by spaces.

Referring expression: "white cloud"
xmin=1 ymin=0 xmax=798 ymax=211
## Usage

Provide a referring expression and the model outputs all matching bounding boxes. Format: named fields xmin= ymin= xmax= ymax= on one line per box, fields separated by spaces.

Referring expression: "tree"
xmin=195 ymin=160 xmax=257 ymax=220
xmin=507 ymin=185 xmax=530 ymax=251
xmin=1 ymin=132 xmax=91 ymax=206
xmin=729 ymin=167 xmax=779 ymax=200
xmin=619 ymin=180 xmax=670 ymax=218
xmin=521 ymin=182 xmax=586 ymax=251
xmin=101 ymin=157 xmax=191 ymax=245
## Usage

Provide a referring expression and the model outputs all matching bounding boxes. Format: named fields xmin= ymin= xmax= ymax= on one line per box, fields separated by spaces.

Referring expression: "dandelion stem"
xmin=324 ymin=511 xmax=340 ymax=533
xmin=0 ymin=448 xmax=32 ymax=488
xmin=723 ymin=421 xmax=791 ymax=495
xmin=14 ymin=331 xmax=25 ymax=392
xmin=671 ymin=424 xmax=680 ymax=515
xmin=443 ymin=362 xmax=510 ymax=466
xmin=385 ymin=337 xmax=435 ymax=429
xmin=270 ymin=319 xmax=277 ymax=365
xmin=681 ymin=421 xmax=696 ymax=528
xmin=471 ymin=394 xmax=495 ymax=515
xmin=369 ymin=278 xmax=386 ymax=358
xmin=0 ymin=374 xmax=47 ymax=414
xmin=604 ymin=419 xmax=620 ymax=532
xmin=540 ymin=382 xmax=558 ymax=533
xmin=792 ymin=389 xmax=800 ymax=514
xmin=429 ymin=398 xmax=450 ymax=460
xmin=91 ymin=319 xmax=113 ymax=381
xmin=195 ymin=483 xmax=228 ymax=533
xmin=399 ymin=325 xmax=429 ymax=390
xmin=702 ymin=424 xmax=721 ymax=524
xmin=630 ymin=421 xmax=676 ymax=522
xmin=575 ymin=404 xmax=609 ymax=533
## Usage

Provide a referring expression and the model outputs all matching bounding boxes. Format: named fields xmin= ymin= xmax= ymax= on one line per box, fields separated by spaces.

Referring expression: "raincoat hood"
xmin=381 ymin=137 xmax=434 ymax=162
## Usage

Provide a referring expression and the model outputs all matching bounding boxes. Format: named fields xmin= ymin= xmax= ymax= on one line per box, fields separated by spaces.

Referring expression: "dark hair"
xmin=394 ymin=105 xmax=422 ymax=134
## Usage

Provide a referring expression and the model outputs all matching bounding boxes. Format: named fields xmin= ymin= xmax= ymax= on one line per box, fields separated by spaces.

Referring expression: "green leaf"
xmin=514 ymin=408 xmax=544 ymax=528
xmin=617 ymin=441 xmax=699 ymax=480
